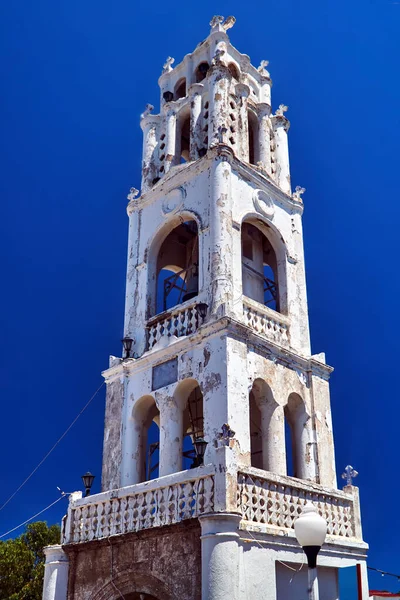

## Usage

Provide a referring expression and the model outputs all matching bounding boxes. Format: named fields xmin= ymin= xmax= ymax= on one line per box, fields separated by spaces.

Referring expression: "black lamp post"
xmin=193 ymin=437 xmax=208 ymax=466
xmin=121 ymin=336 xmax=134 ymax=359
xmin=294 ymin=504 xmax=327 ymax=600
xmin=81 ymin=472 xmax=95 ymax=497
xmin=196 ymin=303 xmax=208 ymax=322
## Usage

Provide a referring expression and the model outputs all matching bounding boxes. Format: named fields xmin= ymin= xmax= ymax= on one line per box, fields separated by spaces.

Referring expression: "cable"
xmin=0 ymin=493 xmax=68 ymax=539
xmin=367 ymin=566 xmax=400 ymax=581
xmin=0 ymin=380 xmax=105 ymax=513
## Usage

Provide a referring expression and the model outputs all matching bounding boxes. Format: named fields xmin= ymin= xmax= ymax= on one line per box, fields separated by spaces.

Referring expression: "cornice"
xmin=127 ymin=145 xmax=303 ymax=216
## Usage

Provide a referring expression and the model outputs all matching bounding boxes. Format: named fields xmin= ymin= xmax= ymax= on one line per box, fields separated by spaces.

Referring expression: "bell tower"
xmin=45 ymin=16 xmax=369 ymax=600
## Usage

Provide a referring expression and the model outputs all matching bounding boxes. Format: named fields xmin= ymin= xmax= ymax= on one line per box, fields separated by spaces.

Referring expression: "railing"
xmin=62 ymin=467 xmax=214 ymax=545
xmin=243 ymin=297 xmax=290 ymax=347
xmin=147 ymin=301 xmax=201 ymax=350
xmin=237 ymin=468 xmax=357 ymax=539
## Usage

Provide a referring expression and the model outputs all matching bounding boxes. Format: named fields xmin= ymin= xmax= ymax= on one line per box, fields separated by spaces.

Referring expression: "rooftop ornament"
xmin=341 ymin=465 xmax=359 ymax=486
xmin=293 ymin=186 xmax=306 ymax=201
xmin=212 ymin=46 xmax=226 ymax=65
xmin=258 ymin=59 xmax=270 ymax=77
xmin=127 ymin=187 xmax=139 ymax=202
xmin=140 ymin=103 xmax=154 ymax=120
xmin=162 ymin=56 xmax=175 ymax=74
xmin=216 ymin=423 xmax=236 ymax=446
xmin=210 ymin=15 xmax=236 ymax=33
xmin=275 ymin=104 xmax=288 ymax=116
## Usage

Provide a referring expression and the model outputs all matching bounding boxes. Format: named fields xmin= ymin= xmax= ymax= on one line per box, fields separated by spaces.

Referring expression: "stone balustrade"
xmin=147 ymin=301 xmax=201 ymax=350
xmin=62 ymin=467 xmax=215 ymax=545
xmin=237 ymin=467 xmax=361 ymax=540
xmin=242 ymin=298 xmax=290 ymax=347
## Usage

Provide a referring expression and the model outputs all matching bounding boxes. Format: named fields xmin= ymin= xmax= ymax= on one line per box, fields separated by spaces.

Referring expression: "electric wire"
xmin=367 ymin=566 xmax=400 ymax=581
xmin=0 ymin=380 xmax=105 ymax=513
xmin=0 ymin=493 xmax=68 ymax=539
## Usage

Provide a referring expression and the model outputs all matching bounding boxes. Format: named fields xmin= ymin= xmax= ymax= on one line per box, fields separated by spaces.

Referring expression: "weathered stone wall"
xmin=65 ymin=520 xmax=201 ymax=600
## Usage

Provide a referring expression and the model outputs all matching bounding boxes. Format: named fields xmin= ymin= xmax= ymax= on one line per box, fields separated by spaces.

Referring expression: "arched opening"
xmin=132 ymin=395 xmax=160 ymax=484
xmin=228 ymin=62 xmax=240 ymax=80
xmin=248 ymin=109 xmax=259 ymax=165
xmin=249 ymin=388 xmax=263 ymax=468
xmin=249 ymin=378 xmax=285 ymax=474
xmin=155 ymin=219 xmax=199 ymax=315
xmin=174 ymin=77 xmax=186 ymax=100
xmin=195 ymin=62 xmax=210 ymax=82
xmin=241 ymin=222 xmax=279 ymax=311
xmin=177 ymin=112 xmax=191 ymax=163
xmin=284 ymin=393 xmax=309 ymax=480
xmin=182 ymin=384 xmax=204 ymax=469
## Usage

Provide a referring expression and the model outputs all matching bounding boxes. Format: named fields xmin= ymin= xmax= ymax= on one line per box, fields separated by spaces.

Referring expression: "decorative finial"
xmin=275 ymin=104 xmax=288 ymax=116
xmin=341 ymin=465 xmax=358 ymax=486
xmin=293 ymin=186 xmax=306 ymax=200
xmin=217 ymin=125 xmax=228 ymax=144
xmin=210 ymin=15 xmax=236 ymax=33
xmin=162 ymin=56 xmax=175 ymax=73
xmin=140 ymin=103 xmax=154 ymax=120
xmin=216 ymin=423 xmax=236 ymax=446
xmin=127 ymin=187 xmax=139 ymax=202
xmin=212 ymin=46 xmax=226 ymax=65
xmin=258 ymin=60 xmax=270 ymax=77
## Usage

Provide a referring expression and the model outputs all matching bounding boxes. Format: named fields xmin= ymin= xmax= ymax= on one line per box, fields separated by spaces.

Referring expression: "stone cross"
xmin=275 ymin=104 xmax=288 ymax=116
xmin=217 ymin=126 xmax=228 ymax=144
xmin=217 ymin=423 xmax=236 ymax=446
xmin=162 ymin=56 xmax=175 ymax=73
xmin=210 ymin=15 xmax=236 ymax=32
xmin=127 ymin=187 xmax=139 ymax=202
xmin=140 ymin=103 xmax=154 ymax=120
xmin=293 ymin=186 xmax=306 ymax=200
xmin=213 ymin=47 xmax=226 ymax=65
xmin=258 ymin=60 xmax=270 ymax=76
xmin=341 ymin=465 xmax=358 ymax=486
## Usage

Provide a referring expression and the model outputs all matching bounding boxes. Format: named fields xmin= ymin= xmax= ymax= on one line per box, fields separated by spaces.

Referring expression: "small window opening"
xmin=248 ymin=110 xmax=259 ymax=165
xmin=163 ymin=91 xmax=174 ymax=103
xmin=196 ymin=62 xmax=210 ymax=83
xmin=228 ymin=63 xmax=240 ymax=80
xmin=204 ymin=101 xmax=209 ymax=109
xmin=156 ymin=220 xmax=199 ymax=314
xmin=174 ymin=78 xmax=187 ymax=100
xmin=242 ymin=222 xmax=279 ymax=311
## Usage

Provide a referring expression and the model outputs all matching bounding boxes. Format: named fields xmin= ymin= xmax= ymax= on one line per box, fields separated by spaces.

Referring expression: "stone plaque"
xmin=152 ymin=358 xmax=178 ymax=390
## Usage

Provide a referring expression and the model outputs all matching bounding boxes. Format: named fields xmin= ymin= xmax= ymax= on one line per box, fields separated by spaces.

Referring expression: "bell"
xmin=182 ymin=269 xmax=198 ymax=303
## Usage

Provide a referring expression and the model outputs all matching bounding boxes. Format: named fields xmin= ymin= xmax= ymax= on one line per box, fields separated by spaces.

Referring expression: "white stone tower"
xmin=44 ymin=16 xmax=369 ymax=600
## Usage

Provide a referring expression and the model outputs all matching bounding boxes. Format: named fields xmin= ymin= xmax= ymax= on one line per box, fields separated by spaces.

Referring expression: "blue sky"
xmin=1 ymin=0 xmax=399 ymax=592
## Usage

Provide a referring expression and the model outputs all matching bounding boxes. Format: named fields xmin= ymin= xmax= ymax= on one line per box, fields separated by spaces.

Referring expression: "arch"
xmin=284 ymin=392 xmax=310 ymax=479
xmin=175 ymin=378 xmax=205 ymax=469
xmin=249 ymin=378 xmax=285 ymax=474
xmin=90 ymin=570 xmax=173 ymax=600
xmin=147 ymin=212 xmax=202 ymax=318
xmin=130 ymin=395 xmax=160 ymax=483
xmin=174 ymin=77 xmax=186 ymax=100
xmin=247 ymin=108 xmax=259 ymax=165
xmin=241 ymin=220 xmax=283 ymax=312
xmin=153 ymin=218 xmax=199 ymax=315
xmin=228 ymin=62 xmax=240 ymax=80
xmin=195 ymin=61 xmax=210 ymax=82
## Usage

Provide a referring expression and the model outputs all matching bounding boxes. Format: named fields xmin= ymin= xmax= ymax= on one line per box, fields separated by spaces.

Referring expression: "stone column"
xmin=259 ymin=402 xmax=286 ymax=475
xmin=121 ymin=416 xmax=143 ymax=486
xmin=260 ymin=76 xmax=272 ymax=107
xmin=140 ymin=115 xmax=159 ymax=192
xmin=189 ymin=83 xmax=204 ymax=160
xmin=42 ymin=545 xmax=69 ymax=600
xmin=199 ymin=512 xmax=241 ymax=600
xmin=294 ymin=412 xmax=317 ymax=482
xmin=258 ymin=103 xmax=272 ymax=175
xmin=271 ymin=114 xmax=291 ymax=194
xmin=164 ymin=108 xmax=177 ymax=173
xmin=159 ymin=396 xmax=183 ymax=476
xmin=207 ymin=62 xmax=231 ymax=148
xmin=357 ymin=561 xmax=370 ymax=599
xmin=235 ymin=83 xmax=250 ymax=161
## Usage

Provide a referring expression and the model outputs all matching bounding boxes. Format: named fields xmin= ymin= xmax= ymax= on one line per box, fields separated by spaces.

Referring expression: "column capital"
xmin=140 ymin=113 xmax=160 ymax=132
xmin=188 ymin=83 xmax=205 ymax=96
xmin=199 ymin=511 xmax=242 ymax=536
xmin=44 ymin=545 xmax=68 ymax=564
xmin=234 ymin=82 xmax=250 ymax=99
xmin=271 ymin=114 xmax=290 ymax=132
xmin=257 ymin=102 xmax=272 ymax=118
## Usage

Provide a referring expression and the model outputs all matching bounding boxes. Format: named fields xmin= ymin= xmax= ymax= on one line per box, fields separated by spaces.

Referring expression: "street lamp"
xmin=294 ymin=503 xmax=327 ymax=600
xmin=193 ymin=437 xmax=208 ymax=466
xmin=121 ymin=336 xmax=134 ymax=359
xmin=81 ymin=472 xmax=95 ymax=497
